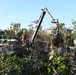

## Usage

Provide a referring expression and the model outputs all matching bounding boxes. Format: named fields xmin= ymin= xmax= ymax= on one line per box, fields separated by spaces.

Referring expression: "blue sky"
xmin=0 ymin=0 xmax=76 ymax=30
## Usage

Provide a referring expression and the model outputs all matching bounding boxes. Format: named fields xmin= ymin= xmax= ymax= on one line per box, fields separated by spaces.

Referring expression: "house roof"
xmin=44 ymin=27 xmax=56 ymax=31
xmin=0 ymin=29 xmax=4 ymax=32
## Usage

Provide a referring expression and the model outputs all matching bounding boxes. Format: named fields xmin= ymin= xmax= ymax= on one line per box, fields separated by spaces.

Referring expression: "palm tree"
xmin=72 ymin=19 xmax=76 ymax=39
xmin=10 ymin=22 xmax=21 ymax=35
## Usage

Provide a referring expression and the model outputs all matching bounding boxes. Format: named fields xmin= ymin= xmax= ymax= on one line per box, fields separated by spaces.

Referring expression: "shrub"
xmin=0 ymin=53 xmax=71 ymax=75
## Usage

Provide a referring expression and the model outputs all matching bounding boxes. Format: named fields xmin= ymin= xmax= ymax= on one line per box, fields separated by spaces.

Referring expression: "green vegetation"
xmin=0 ymin=19 xmax=76 ymax=75
xmin=0 ymin=53 xmax=71 ymax=75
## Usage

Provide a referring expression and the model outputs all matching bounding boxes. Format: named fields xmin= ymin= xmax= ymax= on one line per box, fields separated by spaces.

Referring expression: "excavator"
xmin=0 ymin=7 xmax=62 ymax=57
xmin=30 ymin=7 xmax=60 ymax=46
xmin=24 ymin=7 xmax=61 ymax=56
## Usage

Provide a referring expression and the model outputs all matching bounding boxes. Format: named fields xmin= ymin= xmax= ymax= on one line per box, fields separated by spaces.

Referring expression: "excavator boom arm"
xmin=31 ymin=7 xmax=59 ymax=45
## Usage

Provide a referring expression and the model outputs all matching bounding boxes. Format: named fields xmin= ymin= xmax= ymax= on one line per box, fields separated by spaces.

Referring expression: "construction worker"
xmin=21 ymin=31 xmax=27 ymax=46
